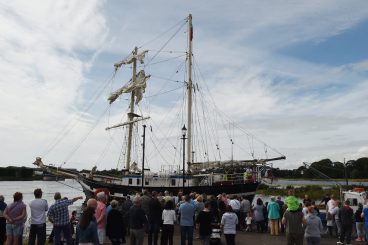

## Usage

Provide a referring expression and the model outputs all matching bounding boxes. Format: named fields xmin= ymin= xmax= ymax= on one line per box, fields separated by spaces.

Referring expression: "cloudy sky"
xmin=1 ymin=0 xmax=367 ymax=171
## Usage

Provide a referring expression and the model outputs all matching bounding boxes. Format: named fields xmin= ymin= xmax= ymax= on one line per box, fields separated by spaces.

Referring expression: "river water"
xmin=0 ymin=179 xmax=85 ymax=229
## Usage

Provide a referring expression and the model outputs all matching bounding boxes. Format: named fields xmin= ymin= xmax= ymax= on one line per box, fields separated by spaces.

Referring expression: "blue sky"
xmin=0 ymin=0 xmax=367 ymax=171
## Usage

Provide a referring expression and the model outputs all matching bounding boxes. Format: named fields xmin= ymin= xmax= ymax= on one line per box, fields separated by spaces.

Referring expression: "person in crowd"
xmin=337 ymin=200 xmax=354 ymax=245
xmin=304 ymin=206 xmax=323 ymax=245
xmin=196 ymin=202 xmax=212 ymax=245
xmin=302 ymin=195 xmax=311 ymax=205
xmin=194 ymin=195 xmax=205 ymax=223
xmin=267 ymin=196 xmax=280 ymax=236
xmin=355 ymin=203 xmax=365 ymax=242
xmin=326 ymin=208 xmax=335 ymax=237
xmin=326 ymin=194 xmax=336 ymax=212
xmin=276 ymin=196 xmax=285 ymax=233
xmin=164 ymin=191 xmax=173 ymax=203
xmin=0 ymin=195 xmax=7 ymax=245
xmin=263 ymin=202 xmax=269 ymax=232
xmin=47 ymin=192 xmax=83 ymax=245
xmin=311 ymin=201 xmax=320 ymax=216
xmin=3 ymin=192 xmax=26 ymax=245
xmin=240 ymin=196 xmax=250 ymax=230
xmin=221 ymin=205 xmax=238 ymax=245
xmin=122 ymin=196 xmax=133 ymax=235
xmin=245 ymin=212 xmax=253 ymax=232
xmin=179 ymin=195 xmax=196 ymax=245
xmin=148 ymin=191 xmax=162 ymax=245
xmin=229 ymin=195 xmax=240 ymax=230
xmin=282 ymin=204 xmax=305 ymax=245
xmin=77 ymin=206 xmax=99 ymax=245
xmin=285 ymin=189 xmax=299 ymax=212
xmin=128 ymin=196 xmax=148 ymax=245
xmin=253 ymin=198 xmax=265 ymax=233
xmin=194 ymin=195 xmax=204 ymax=239
xmin=106 ymin=200 xmax=125 ymax=245
xmin=141 ymin=191 xmax=151 ymax=218
xmin=360 ymin=204 xmax=368 ymax=244
xmin=95 ymin=192 xmax=107 ymax=245
xmin=332 ymin=200 xmax=341 ymax=237
xmin=28 ymin=188 xmax=48 ymax=245
xmin=161 ymin=200 xmax=176 ymax=245
xmin=70 ymin=210 xmax=78 ymax=244
xmin=319 ymin=194 xmax=330 ymax=206
xmin=302 ymin=202 xmax=311 ymax=218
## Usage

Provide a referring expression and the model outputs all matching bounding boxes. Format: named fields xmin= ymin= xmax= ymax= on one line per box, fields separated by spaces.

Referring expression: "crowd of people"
xmin=0 ymin=189 xmax=368 ymax=245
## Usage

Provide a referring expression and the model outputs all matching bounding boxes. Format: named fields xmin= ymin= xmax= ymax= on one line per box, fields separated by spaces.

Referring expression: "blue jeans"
xmin=180 ymin=226 xmax=194 ymax=245
xmin=306 ymin=236 xmax=320 ymax=245
xmin=364 ymin=226 xmax=368 ymax=245
xmin=53 ymin=224 xmax=72 ymax=245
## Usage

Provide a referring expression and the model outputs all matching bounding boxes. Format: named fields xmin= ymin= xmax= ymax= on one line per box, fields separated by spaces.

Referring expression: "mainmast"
xmin=186 ymin=14 xmax=193 ymax=172
xmin=126 ymin=47 xmax=138 ymax=171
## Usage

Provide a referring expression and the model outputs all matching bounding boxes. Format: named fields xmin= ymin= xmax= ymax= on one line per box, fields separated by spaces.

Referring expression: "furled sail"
xmin=108 ymin=70 xmax=150 ymax=104
xmin=114 ymin=50 xmax=148 ymax=70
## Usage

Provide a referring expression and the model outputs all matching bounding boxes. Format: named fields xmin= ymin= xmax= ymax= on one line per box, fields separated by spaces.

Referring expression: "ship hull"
xmin=77 ymin=175 xmax=259 ymax=201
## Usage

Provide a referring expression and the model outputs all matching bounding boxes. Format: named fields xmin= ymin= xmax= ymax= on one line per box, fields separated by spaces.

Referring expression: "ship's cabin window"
xmin=346 ymin=198 xmax=358 ymax=206
xmin=137 ymin=179 xmax=140 ymax=185
xmin=128 ymin=178 xmax=132 ymax=185
xmin=145 ymin=180 xmax=149 ymax=185
xmin=171 ymin=179 xmax=176 ymax=186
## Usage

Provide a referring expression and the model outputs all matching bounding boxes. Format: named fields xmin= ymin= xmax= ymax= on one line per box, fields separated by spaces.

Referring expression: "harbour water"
xmin=0 ymin=180 xmax=85 ymax=222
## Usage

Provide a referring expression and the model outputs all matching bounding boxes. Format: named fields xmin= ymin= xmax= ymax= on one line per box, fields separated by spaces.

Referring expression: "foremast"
xmin=107 ymin=47 xmax=151 ymax=172
xmin=126 ymin=47 xmax=138 ymax=171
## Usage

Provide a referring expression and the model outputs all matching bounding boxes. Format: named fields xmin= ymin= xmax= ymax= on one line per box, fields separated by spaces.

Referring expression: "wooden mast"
xmin=187 ymin=14 xmax=193 ymax=173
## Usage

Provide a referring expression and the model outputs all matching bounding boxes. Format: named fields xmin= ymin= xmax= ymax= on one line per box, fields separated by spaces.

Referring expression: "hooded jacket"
xmin=304 ymin=213 xmax=323 ymax=238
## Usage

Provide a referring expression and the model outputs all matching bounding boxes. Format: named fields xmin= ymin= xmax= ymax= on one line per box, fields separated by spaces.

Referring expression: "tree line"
xmin=272 ymin=157 xmax=368 ymax=179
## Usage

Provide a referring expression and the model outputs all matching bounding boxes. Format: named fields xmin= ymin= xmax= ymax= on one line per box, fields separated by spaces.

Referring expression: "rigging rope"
xmin=138 ymin=18 xmax=187 ymax=49
xmin=43 ymin=71 xmax=116 ymax=157
xmin=63 ymin=105 xmax=110 ymax=164
xmin=145 ymin=21 xmax=187 ymax=66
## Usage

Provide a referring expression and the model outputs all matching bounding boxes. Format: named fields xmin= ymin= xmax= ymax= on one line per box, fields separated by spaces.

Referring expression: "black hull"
xmin=78 ymin=175 xmax=259 ymax=201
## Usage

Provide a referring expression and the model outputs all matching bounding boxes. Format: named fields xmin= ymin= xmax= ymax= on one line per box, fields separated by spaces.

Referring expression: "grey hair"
xmin=110 ymin=200 xmax=119 ymax=209
xmin=96 ymin=192 xmax=106 ymax=201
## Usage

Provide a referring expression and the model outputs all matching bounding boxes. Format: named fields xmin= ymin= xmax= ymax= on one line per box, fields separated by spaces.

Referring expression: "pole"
xmin=141 ymin=125 xmax=146 ymax=192
xmin=182 ymin=133 xmax=186 ymax=189
xmin=126 ymin=47 xmax=138 ymax=171
xmin=187 ymin=14 xmax=193 ymax=172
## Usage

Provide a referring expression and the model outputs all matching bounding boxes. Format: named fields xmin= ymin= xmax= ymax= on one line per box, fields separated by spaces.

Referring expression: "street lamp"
xmin=181 ymin=125 xmax=187 ymax=189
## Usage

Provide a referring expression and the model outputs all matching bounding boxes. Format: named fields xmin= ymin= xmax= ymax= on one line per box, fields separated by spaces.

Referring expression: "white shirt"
xmin=221 ymin=212 xmax=238 ymax=234
xmin=229 ymin=199 xmax=241 ymax=211
xmin=327 ymin=199 xmax=336 ymax=212
xmin=162 ymin=209 xmax=176 ymax=225
xmin=29 ymin=199 xmax=48 ymax=224
xmin=246 ymin=216 xmax=252 ymax=225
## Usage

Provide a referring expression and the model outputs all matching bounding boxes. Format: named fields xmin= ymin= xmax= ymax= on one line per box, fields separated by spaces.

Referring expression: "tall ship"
xmin=33 ymin=15 xmax=285 ymax=200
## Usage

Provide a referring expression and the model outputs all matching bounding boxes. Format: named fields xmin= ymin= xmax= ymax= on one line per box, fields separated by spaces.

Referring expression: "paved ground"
xmin=124 ymin=230 xmax=358 ymax=245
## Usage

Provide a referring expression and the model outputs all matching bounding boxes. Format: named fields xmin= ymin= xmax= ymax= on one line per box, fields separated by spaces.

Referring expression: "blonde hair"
xmin=196 ymin=195 xmax=203 ymax=202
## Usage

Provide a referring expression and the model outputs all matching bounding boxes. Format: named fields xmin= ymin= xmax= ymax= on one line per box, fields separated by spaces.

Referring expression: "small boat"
xmin=33 ymin=14 xmax=285 ymax=201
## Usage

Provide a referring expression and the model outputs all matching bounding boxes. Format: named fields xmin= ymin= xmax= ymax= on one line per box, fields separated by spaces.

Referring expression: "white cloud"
xmin=0 ymin=0 xmax=367 ymax=172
